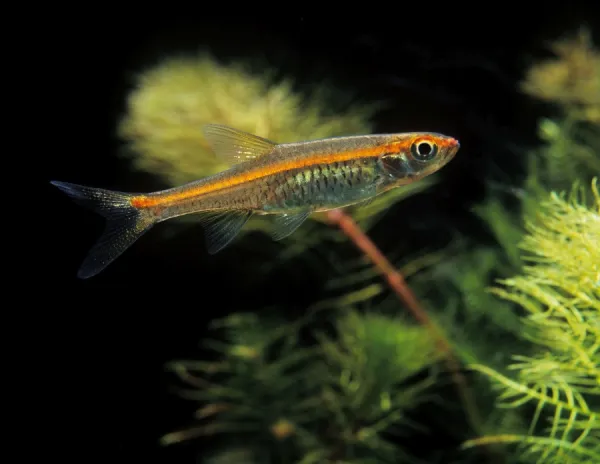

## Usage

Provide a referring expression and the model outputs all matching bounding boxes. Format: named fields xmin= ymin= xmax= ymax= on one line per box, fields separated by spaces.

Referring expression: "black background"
xmin=35 ymin=7 xmax=598 ymax=464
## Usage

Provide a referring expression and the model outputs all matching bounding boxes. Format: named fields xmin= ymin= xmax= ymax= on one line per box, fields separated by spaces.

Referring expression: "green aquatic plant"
xmin=521 ymin=27 xmax=600 ymax=218
xmin=406 ymin=195 xmax=529 ymax=381
xmin=463 ymin=178 xmax=600 ymax=463
xmin=154 ymin=29 xmax=600 ymax=464
xmin=163 ymin=306 xmax=445 ymax=463
xmin=404 ymin=34 xmax=600 ymax=451
xmin=523 ymin=115 xmax=600 ymax=220
xmin=409 ymin=29 xmax=600 ymax=378
xmin=162 ymin=312 xmax=325 ymax=462
xmin=315 ymin=310 xmax=444 ymax=463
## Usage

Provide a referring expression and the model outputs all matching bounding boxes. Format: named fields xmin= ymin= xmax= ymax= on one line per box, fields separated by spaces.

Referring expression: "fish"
xmin=51 ymin=124 xmax=460 ymax=279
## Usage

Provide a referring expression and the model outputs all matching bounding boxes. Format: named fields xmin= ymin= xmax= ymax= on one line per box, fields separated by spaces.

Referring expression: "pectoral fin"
xmin=271 ymin=210 xmax=311 ymax=241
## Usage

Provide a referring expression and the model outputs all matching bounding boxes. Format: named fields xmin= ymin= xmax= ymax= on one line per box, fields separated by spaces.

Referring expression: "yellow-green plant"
xmin=118 ymin=54 xmax=378 ymax=186
xmin=411 ymin=28 xmax=600 ymax=376
xmin=520 ymin=28 xmax=600 ymax=125
xmin=464 ymin=178 xmax=600 ymax=463
xmin=153 ymin=30 xmax=600 ymax=464
xmin=521 ymin=27 xmax=600 ymax=218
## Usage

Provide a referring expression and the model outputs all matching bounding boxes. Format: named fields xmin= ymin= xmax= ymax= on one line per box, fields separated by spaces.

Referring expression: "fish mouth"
xmin=446 ymin=137 xmax=460 ymax=149
xmin=444 ymin=137 xmax=460 ymax=158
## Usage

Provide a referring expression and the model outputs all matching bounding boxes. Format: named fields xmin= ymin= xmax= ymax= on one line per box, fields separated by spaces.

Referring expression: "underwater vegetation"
xmin=162 ymin=178 xmax=599 ymax=464
xmin=163 ymin=310 xmax=445 ymax=463
xmin=118 ymin=55 xmax=379 ymax=185
xmin=520 ymin=28 xmax=600 ymax=125
xmin=463 ymin=179 xmax=600 ymax=463
xmin=111 ymin=29 xmax=599 ymax=464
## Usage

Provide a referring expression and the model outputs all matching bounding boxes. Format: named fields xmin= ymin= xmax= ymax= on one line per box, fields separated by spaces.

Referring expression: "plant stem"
xmin=326 ymin=208 xmax=484 ymax=435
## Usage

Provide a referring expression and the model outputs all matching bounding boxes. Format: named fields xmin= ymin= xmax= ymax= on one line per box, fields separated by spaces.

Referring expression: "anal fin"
xmin=271 ymin=210 xmax=311 ymax=241
xmin=196 ymin=210 xmax=252 ymax=254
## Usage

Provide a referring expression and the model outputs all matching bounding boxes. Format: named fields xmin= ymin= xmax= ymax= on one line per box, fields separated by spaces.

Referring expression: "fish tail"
xmin=50 ymin=180 xmax=157 ymax=279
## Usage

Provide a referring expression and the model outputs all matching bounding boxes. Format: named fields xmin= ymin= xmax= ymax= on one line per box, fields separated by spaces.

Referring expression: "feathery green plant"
xmin=162 ymin=312 xmax=325 ymax=462
xmin=413 ymin=29 xmax=600 ymax=371
xmin=463 ymin=178 xmax=600 ymax=463
xmin=163 ymin=306 xmax=444 ymax=463
xmin=398 ymin=31 xmax=600 ymax=457
xmin=315 ymin=310 xmax=444 ymax=463
xmin=522 ymin=28 xmax=600 ymax=218
xmin=153 ymin=27 xmax=599 ymax=464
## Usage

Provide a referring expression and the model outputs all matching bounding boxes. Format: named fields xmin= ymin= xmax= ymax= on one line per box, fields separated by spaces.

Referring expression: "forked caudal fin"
xmin=50 ymin=181 xmax=156 ymax=279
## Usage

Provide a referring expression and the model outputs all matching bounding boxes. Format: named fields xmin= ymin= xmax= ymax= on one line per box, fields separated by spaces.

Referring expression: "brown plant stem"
xmin=326 ymin=208 xmax=484 ymax=435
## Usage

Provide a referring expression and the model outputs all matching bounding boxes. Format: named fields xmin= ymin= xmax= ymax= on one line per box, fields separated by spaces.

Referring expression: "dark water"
xmin=39 ymin=9 xmax=598 ymax=464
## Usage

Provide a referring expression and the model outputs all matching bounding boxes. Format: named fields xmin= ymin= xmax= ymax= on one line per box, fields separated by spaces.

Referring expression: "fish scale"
xmin=261 ymin=159 xmax=378 ymax=211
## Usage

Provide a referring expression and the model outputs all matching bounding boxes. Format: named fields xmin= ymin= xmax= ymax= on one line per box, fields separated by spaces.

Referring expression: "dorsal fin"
xmin=202 ymin=124 xmax=277 ymax=166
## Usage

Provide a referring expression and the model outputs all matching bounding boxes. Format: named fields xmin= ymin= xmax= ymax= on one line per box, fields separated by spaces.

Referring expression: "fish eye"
xmin=410 ymin=140 xmax=438 ymax=161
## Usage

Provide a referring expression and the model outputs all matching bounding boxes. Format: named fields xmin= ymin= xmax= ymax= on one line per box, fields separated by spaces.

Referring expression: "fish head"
xmin=379 ymin=133 xmax=460 ymax=185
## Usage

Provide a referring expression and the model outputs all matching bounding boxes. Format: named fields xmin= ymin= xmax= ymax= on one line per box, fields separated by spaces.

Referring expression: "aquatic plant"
xmin=119 ymin=54 xmax=378 ymax=186
xmin=161 ymin=312 xmax=325 ymax=462
xmin=463 ymin=178 xmax=600 ymax=463
xmin=146 ymin=27 xmax=599 ymax=464
xmin=521 ymin=27 xmax=600 ymax=215
xmin=411 ymin=28 xmax=600 ymax=373
xmin=520 ymin=28 xmax=600 ymax=124
xmin=390 ymin=29 xmax=600 ymax=460
xmin=163 ymin=309 xmax=443 ymax=463
xmin=314 ymin=310 xmax=444 ymax=462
